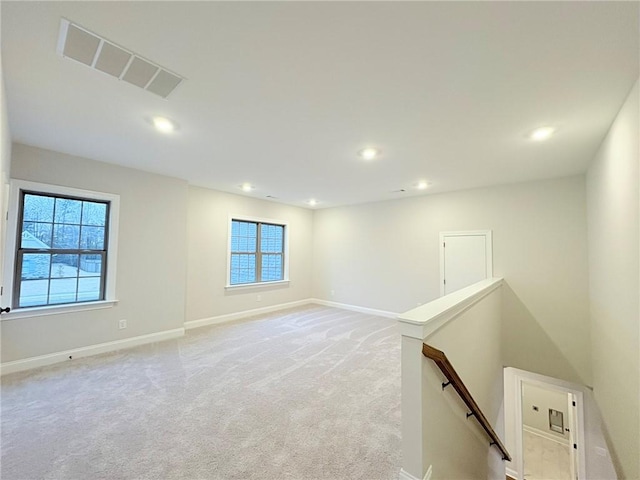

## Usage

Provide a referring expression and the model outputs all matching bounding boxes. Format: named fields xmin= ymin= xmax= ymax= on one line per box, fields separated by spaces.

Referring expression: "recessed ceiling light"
xmin=358 ymin=147 xmax=380 ymax=160
xmin=152 ymin=116 xmax=175 ymax=133
xmin=416 ymin=181 xmax=429 ymax=190
xmin=307 ymin=199 xmax=318 ymax=206
xmin=241 ymin=183 xmax=254 ymax=192
xmin=529 ymin=126 xmax=555 ymax=141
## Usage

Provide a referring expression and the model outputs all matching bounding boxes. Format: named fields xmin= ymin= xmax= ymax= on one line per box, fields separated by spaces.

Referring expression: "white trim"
xmin=0 ymin=327 xmax=184 ymax=376
xmin=184 ymin=299 xmax=312 ymax=330
xmin=523 ymin=425 xmax=570 ymax=447
xmin=56 ymin=18 xmax=70 ymax=56
xmin=423 ymin=465 xmax=432 ymax=480
xmin=224 ymin=280 xmax=289 ymax=290
xmin=226 ymin=214 xmax=290 ymax=286
xmin=1 ymin=299 xmax=118 ymax=321
xmin=398 ymin=470 xmax=417 ymax=480
xmin=439 ymin=230 xmax=493 ymax=297
xmin=2 ymin=179 xmax=120 ymax=311
xmin=310 ymin=298 xmax=399 ymax=319
xmin=398 ymin=465 xmax=432 ymax=480
xmin=397 ymin=277 xmax=502 ymax=340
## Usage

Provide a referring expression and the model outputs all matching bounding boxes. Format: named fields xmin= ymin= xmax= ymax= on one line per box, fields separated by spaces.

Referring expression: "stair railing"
xmin=422 ymin=343 xmax=511 ymax=461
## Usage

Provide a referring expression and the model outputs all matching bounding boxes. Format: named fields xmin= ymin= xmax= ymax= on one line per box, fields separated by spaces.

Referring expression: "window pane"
xmin=54 ymin=198 xmax=82 ymax=224
xmin=80 ymin=226 xmax=105 ymax=250
xmin=230 ymin=253 xmax=256 ymax=284
xmin=231 ymin=220 xmax=256 ymax=253
xmin=52 ymin=224 xmax=80 ymax=249
xmin=22 ymin=222 xmax=52 ymax=248
xmin=49 ymin=278 xmax=78 ymax=304
xmin=77 ymin=277 xmax=101 ymax=302
xmin=261 ymin=224 xmax=283 ymax=253
xmin=21 ymin=253 xmax=51 ymax=279
xmin=51 ymin=254 xmax=79 ymax=278
xmin=82 ymin=201 xmax=107 ymax=226
xmin=19 ymin=279 xmax=49 ymax=307
xmin=23 ymin=194 xmax=54 ymax=222
xmin=261 ymin=254 xmax=283 ymax=282
xmin=79 ymin=254 xmax=102 ymax=276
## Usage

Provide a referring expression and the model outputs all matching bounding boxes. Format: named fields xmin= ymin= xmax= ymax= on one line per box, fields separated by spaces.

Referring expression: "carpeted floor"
xmin=1 ymin=305 xmax=401 ymax=480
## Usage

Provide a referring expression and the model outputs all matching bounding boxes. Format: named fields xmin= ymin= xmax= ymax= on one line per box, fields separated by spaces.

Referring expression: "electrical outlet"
xmin=330 ymin=290 xmax=335 ymax=297
xmin=256 ymin=294 xmax=262 ymax=302
xmin=119 ymin=319 xmax=127 ymax=329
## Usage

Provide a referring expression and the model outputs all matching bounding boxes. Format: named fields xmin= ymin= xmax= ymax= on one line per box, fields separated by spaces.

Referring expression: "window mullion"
xmin=13 ymin=250 xmax=24 ymax=309
xmin=46 ymin=196 xmax=57 ymax=306
xmin=256 ymin=222 xmax=262 ymax=283
xmin=99 ymin=251 xmax=107 ymax=300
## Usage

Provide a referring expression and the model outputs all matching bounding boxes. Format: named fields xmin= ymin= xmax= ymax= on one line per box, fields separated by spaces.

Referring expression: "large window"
xmin=3 ymin=180 xmax=120 ymax=312
xmin=15 ymin=192 xmax=109 ymax=308
xmin=229 ymin=219 xmax=286 ymax=285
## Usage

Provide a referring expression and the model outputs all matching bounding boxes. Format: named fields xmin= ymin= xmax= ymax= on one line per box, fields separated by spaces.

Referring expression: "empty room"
xmin=0 ymin=2 xmax=638 ymax=480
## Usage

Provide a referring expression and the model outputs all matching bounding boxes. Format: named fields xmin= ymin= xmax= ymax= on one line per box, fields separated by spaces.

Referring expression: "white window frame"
xmin=225 ymin=214 xmax=289 ymax=289
xmin=1 ymin=180 xmax=120 ymax=319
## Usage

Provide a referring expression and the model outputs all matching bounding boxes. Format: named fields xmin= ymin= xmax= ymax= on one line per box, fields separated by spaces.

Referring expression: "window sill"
xmin=225 ymin=280 xmax=290 ymax=290
xmin=1 ymin=300 xmax=119 ymax=321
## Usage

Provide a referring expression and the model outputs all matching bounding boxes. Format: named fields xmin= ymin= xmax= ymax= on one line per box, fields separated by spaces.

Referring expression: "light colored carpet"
xmin=1 ymin=305 xmax=401 ymax=480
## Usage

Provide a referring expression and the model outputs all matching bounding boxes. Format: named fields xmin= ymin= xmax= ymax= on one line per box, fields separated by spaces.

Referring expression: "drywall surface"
xmin=313 ymin=176 xmax=590 ymax=384
xmin=422 ymin=286 xmax=505 ymax=479
xmin=0 ymin=56 xmax=11 ymax=293
xmin=521 ymin=382 xmax=569 ymax=443
xmin=586 ymin=79 xmax=639 ymax=480
xmin=1 ymin=56 xmax=10 ymax=192
xmin=185 ymin=186 xmax=313 ymax=322
xmin=2 ymin=144 xmax=188 ymax=362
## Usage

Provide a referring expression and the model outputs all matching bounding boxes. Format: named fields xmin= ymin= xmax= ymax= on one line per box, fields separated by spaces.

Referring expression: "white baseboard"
xmin=184 ymin=299 xmax=313 ymax=330
xmin=399 ymin=465 xmax=432 ymax=480
xmin=1 ymin=327 xmax=185 ymax=376
xmin=523 ymin=425 xmax=570 ymax=447
xmin=2 ymin=297 xmax=397 ymax=375
xmin=310 ymin=298 xmax=399 ymax=319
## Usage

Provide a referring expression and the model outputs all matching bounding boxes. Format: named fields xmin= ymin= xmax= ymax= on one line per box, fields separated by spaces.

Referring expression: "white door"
xmin=440 ymin=231 xmax=492 ymax=296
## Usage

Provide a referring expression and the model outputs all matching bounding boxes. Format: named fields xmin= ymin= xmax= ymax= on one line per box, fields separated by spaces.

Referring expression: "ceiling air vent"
xmin=56 ymin=19 xmax=184 ymax=99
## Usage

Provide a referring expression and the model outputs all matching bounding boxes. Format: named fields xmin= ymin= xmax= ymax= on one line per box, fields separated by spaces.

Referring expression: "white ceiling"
xmin=2 ymin=1 xmax=638 ymax=208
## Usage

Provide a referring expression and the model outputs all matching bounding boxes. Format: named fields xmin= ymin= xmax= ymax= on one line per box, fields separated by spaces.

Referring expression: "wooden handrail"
xmin=422 ymin=343 xmax=512 ymax=462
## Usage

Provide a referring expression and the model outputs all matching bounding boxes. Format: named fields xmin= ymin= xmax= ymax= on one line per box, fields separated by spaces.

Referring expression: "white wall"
xmin=586 ymin=79 xmax=639 ymax=480
xmin=521 ymin=382 xmax=569 ymax=443
xmin=0 ymin=51 xmax=11 ymax=299
xmin=313 ymin=176 xmax=590 ymax=385
xmin=1 ymin=144 xmax=188 ymax=362
xmin=186 ymin=186 xmax=313 ymax=323
xmin=398 ymin=282 xmax=505 ymax=480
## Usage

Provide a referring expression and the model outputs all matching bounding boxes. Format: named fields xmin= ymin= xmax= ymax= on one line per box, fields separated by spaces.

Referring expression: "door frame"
xmin=509 ymin=369 xmax=586 ymax=480
xmin=439 ymin=230 xmax=493 ymax=296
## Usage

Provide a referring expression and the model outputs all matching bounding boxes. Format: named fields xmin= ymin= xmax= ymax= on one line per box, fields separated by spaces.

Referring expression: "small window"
xmin=229 ymin=219 xmax=286 ymax=285
xmin=14 ymin=192 xmax=110 ymax=308
xmin=3 ymin=180 xmax=120 ymax=312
